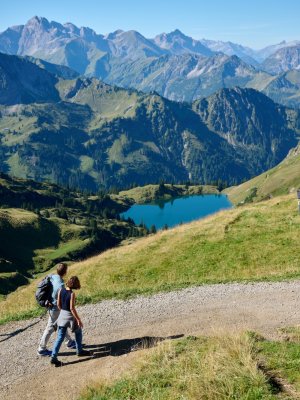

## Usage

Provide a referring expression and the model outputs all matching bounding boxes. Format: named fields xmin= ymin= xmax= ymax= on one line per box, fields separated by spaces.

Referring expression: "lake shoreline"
xmin=120 ymin=191 xmax=232 ymax=230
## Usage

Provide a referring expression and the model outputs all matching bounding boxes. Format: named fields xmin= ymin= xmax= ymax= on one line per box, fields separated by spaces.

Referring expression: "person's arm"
xmin=57 ymin=289 xmax=62 ymax=310
xmin=70 ymin=292 xmax=83 ymax=328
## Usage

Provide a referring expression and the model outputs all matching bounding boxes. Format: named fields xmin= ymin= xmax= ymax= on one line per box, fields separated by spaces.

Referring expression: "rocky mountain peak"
xmin=153 ymin=29 xmax=212 ymax=57
xmin=168 ymin=29 xmax=186 ymax=38
xmin=104 ymin=29 xmax=124 ymax=40
xmin=262 ymin=45 xmax=300 ymax=74
xmin=26 ymin=16 xmax=50 ymax=30
xmin=79 ymin=26 xmax=97 ymax=39
xmin=63 ymin=22 xmax=80 ymax=35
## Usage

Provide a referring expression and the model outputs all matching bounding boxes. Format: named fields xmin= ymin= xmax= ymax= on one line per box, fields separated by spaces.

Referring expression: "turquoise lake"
xmin=121 ymin=194 xmax=232 ymax=230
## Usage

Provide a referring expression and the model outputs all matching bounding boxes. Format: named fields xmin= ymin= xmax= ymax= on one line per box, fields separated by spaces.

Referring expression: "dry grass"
xmin=0 ymin=208 xmax=38 ymax=224
xmin=80 ymin=333 xmax=275 ymax=400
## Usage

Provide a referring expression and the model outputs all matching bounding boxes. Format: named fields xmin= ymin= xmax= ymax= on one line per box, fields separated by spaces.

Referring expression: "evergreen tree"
xmin=158 ymin=181 xmax=166 ymax=195
xmin=150 ymin=224 xmax=157 ymax=234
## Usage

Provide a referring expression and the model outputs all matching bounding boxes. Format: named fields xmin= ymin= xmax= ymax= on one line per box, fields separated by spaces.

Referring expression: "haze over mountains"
xmin=1 ymin=16 xmax=300 ymax=106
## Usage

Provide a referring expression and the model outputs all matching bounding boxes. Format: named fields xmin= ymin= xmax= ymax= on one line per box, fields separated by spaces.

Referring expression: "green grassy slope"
xmin=1 ymin=193 xmax=299 ymax=324
xmin=57 ymin=78 xmax=140 ymax=119
xmin=0 ymin=208 xmax=87 ymax=294
xmin=0 ymin=173 xmax=138 ymax=296
xmin=226 ymin=143 xmax=300 ymax=205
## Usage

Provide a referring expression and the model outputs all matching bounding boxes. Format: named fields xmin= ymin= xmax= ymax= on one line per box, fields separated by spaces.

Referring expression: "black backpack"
xmin=35 ymin=275 xmax=53 ymax=307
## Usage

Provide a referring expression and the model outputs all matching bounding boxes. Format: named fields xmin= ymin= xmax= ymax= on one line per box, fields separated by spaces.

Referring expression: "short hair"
xmin=66 ymin=276 xmax=81 ymax=290
xmin=57 ymin=263 xmax=68 ymax=277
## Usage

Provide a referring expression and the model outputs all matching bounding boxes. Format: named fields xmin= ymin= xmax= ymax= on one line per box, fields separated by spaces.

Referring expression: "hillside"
xmin=226 ymin=143 xmax=300 ymax=205
xmin=0 ymin=173 xmax=139 ymax=296
xmin=0 ymin=53 xmax=298 ymax=189
xmin=0 ymin=208 xmax=88 ymax=295
xmin=0 ymin=52 xmax=60 ymax=104
xmin=1 ymin=192 xmax=299 ymax=324
xmin=193 ymin=87 xmax=298 ymax=176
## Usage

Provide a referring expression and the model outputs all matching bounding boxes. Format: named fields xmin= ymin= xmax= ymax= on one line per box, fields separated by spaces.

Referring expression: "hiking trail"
xmin=1 ymin=280 xmax=300 ymax=399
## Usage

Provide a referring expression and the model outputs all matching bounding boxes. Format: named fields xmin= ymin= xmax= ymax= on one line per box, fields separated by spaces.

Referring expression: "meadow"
xmin=0 ymin=193 xmax=299 ymax=324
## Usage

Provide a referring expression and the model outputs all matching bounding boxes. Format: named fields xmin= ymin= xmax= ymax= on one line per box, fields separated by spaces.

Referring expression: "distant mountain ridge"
xmin=0 ymin=16 xmax=168 ymax=74
xmin=101 ymin=52 xmax=263 ymax=102
xmin=199 ymin=38 xmax=258 ymax=65
xmin=2 ymin=16 xmax=298 ymax=65
xmin=153 ymin=29 xmax=213 ymax=57
xmin=1 ymin=17 xmax=300 ymax=107
xmin=0 ymin=53 xmax=298 ymax=190
xmin=257 ymin=40 xmax=300 ymax=62
xmin=262 ymin=45 xmax=300 ymax=74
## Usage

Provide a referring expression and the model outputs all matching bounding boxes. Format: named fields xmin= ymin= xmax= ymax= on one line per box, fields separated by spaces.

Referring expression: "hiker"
xmin=50 ymin=276 xmax=90 ymax=366
xmin=38 ymin=263 xmax=76 ymax=356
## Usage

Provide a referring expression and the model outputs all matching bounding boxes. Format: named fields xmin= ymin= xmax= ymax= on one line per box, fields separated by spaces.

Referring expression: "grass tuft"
xmin=80 ymin=334 xmax=276 ymax=400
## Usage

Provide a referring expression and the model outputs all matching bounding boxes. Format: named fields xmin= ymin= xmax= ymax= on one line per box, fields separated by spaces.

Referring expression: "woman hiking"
xmin=50 ymin=276 xmax=90 ymax=366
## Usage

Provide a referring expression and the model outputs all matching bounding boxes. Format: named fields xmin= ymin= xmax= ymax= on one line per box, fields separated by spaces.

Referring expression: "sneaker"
xmin=77 ymin=349 xmax=91 ymax=357
xmin=50 ymin=357 xmax=63 ymax=367
xmin=37 ymin=349 xmax=52 ymax=357
xmin=66 ymin=340 xmax=76 ymax=349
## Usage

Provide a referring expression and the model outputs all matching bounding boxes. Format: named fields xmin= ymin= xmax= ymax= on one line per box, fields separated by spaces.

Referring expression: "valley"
xmin=0 ymin=53 xmax=298 ymax=191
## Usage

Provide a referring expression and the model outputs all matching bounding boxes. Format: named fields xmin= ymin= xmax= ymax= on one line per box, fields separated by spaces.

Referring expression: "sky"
xmin=0 ymin=0 xmax=299 ymax=49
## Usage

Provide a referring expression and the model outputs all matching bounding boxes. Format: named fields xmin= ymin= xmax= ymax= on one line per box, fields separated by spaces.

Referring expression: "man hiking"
xmin=37 ymin=263 xmax=76 ymax=356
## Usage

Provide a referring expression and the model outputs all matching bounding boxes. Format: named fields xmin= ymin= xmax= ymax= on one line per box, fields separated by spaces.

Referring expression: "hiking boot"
xmin=66 ymin=340 xmax=76 ymax=349
xmin=50 ymin=357 xmax=63 ymax=367
xmin=77 ymin=349 xmax=91 ymax=357
xmin=37 ymin=349 xmax=52 ymax=357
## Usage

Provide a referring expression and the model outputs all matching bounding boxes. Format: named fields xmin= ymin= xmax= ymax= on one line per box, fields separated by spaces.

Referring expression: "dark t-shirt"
xmin=60 ymin=287 xmax=72 ymax=311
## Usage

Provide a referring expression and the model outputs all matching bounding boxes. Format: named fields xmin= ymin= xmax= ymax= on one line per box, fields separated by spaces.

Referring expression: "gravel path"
xmin=1 ymin=280 xmax=300 ymax=399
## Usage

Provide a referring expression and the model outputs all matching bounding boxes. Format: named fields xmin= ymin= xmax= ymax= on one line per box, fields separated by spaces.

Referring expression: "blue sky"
xmin=1 ymin=0 xmax=299 ymax=49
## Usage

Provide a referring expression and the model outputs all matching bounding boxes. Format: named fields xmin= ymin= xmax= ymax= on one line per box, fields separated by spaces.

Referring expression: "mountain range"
xmin=1 ymin=17 xmax=300 ymax=107
xmin=0 ymin=53 xmax=298 ymax=190
xmin=1 ymin=16 xmax=299 ymax=67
